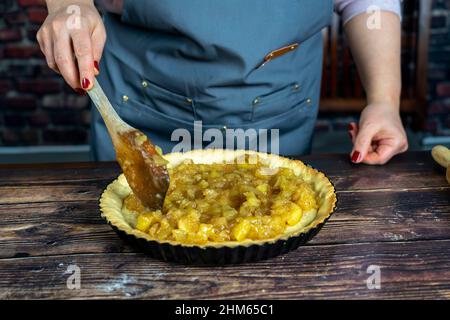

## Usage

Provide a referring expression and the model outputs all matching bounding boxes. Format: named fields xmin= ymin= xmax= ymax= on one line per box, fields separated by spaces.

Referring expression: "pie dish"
xmin=100 ymin=149 xmax=337 ymax=264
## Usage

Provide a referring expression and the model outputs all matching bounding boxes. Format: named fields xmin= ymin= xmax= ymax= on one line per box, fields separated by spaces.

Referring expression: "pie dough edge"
xmin=100 ymin=149 xmax=337 ymax=249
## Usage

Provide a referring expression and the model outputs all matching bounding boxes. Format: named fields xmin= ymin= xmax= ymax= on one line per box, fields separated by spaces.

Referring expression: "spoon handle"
xmin=88 ymin=80 xmax=131 ymax=136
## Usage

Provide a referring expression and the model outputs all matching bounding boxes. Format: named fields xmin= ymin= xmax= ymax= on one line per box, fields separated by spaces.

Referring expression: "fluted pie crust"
xmin=100 ymin=149 xmax=337 ymax=249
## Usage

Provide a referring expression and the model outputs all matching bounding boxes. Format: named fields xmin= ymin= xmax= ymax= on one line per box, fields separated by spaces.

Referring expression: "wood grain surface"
xmin=0 ymin=152 xmax=449 ymax=299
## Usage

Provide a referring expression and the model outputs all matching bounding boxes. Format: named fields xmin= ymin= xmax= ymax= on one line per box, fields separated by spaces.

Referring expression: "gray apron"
xmin=91 ymin=0 xmax=333 ymax=160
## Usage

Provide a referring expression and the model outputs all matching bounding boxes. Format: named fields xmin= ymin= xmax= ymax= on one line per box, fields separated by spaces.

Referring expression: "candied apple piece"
xmin=135 ymin=212 xmax=154 ymax=232
xmin=232 ymin=219 xmax=252 ymax=241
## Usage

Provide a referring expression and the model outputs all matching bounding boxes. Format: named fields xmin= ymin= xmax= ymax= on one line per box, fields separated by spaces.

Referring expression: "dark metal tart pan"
xmin=100 ymin=150 xmax=337 ymax=265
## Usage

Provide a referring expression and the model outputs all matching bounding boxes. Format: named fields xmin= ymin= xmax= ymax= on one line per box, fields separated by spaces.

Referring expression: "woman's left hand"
xmin=348 ymin=103 xmax=408 ymax=165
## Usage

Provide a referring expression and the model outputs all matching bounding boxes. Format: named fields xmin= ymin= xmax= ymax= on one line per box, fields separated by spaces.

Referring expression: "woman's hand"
xmin=348 ymin=103 xmax=408 ymax=165
xmin=344 ymin=11 xmax=404 ymax=165
xmin=37 ymin=0 xmax=106 ymax=92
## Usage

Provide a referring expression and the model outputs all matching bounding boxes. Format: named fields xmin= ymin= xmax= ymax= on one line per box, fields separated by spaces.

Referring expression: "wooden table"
xmin=0 ymin=152 xmax=449 ymax=299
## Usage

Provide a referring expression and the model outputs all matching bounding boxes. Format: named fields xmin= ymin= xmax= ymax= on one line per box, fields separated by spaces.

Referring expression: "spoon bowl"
xmin=88 ymin=80 xmax=169 ymax=210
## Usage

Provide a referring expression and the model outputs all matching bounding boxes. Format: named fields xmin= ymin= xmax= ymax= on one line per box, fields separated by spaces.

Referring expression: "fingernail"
xmin=82 ymin=77 xmax=90 ymax=89
xmin=348 ymin=131 xmax=352 ymax=139
xmin=75 ymin=88 xmax=86 ymax=96
xmin=351 ymin=151 xmax=361 ymax=163
xmin=348 ymin=123 xmax=353 ymax=131
xmin=94 ymin=60 xmax=100 ymax=72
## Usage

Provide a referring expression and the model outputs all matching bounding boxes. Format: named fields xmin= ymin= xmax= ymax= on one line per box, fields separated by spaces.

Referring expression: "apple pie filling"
xmin=123 ymin=160 xmax=318 ymax=245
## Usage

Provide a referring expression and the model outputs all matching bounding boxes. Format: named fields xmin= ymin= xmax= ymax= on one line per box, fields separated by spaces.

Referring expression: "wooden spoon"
xmin=88 ymin=80 xmax=170 ymax=210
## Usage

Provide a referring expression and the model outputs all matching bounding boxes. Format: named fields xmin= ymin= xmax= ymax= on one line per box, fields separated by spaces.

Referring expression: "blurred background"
xmin=0 ymin=0 xmax=449 ymax=163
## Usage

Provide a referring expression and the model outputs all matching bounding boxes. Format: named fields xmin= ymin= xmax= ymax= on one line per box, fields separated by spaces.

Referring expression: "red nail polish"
xmin=82 ymin=77 xmax=90 ymax=89
xmin=94 ymin=60 xmax=100 ymax=72
xmin=351 ymin=151 xmax=361 ymax=163
xmin=348 ymin=123 xmax=354 ymax=131
xmin=348 ymin=131 xmax=352 ymax=139
xmin=75 ymin=88 xmax=86 ymax=96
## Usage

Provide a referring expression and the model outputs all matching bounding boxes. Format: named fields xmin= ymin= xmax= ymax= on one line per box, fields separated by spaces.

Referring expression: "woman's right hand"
xmin=37 ymin=0 xmax=106 ymax=93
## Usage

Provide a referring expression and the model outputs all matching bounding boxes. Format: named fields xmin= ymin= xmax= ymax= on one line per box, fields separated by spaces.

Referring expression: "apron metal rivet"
xmin=293 ymin=84 xmax=300 ymax=91
xmin=306 ymin=98 xmax=312 ymax=104
xmin=221 ymin=125 xmax=227 ymax=132
xmin=122 ymin=95 xmax=129 ymax=102
xmin=252 ymin=98 xmax=260 ymax=105
xmin=186 ymin=98 xmax=193 ymax=104
xmin=142 ymin=81 xmax=148 ymax=88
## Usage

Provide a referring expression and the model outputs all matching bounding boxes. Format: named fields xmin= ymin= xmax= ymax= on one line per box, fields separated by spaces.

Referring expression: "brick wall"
xmin=426 ymin=0 xmax=450 ymax=135
xmin=0 ymin=0 xmax=90 ymax=146
xmin=0 ymin=0 xmax=449 ymax=146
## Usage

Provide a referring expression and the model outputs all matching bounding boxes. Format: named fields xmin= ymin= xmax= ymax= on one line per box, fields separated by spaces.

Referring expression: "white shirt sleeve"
xmin=334 ymin=0 xmax=402 ymax=24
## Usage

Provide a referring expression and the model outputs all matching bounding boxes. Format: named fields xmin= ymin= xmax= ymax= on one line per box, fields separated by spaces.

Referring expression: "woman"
xmin=37 ymin=0 xmax=408 ymax=164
